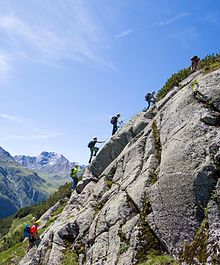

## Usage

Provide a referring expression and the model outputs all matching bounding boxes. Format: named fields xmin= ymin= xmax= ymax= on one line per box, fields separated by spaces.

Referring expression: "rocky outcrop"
xmin=20 ymin=69 xmax=220 ymax=265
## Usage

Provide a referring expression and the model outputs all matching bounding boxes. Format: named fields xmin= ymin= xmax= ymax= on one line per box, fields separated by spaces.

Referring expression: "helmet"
xmin=93 ymin=136 xmax=97 ymax=140
xmin=75 ymin=164 xmax=79 ymax=168
xmin=35 ymin=220 xmax=41 ymax=226
xmin=117 ymin=113 xmax=121 ymax=117
xmin=152 ymin=91 xmax=155 ymax=94
xmin=31 ymin=217 xmax=36 ymax=222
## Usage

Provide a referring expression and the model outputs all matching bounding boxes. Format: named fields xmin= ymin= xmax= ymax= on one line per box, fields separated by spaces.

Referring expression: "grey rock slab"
xmin=89 ymin=112 xmax=148 ymax=177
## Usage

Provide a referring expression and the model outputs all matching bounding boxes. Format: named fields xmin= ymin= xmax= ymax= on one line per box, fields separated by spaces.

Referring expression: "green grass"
xmin=0 ymin=182 xmax=72 ymax=254
xmin=138 ymin=251 xmax=177 ymax=265
xmin=0 ymin=241 xmax=28 ymax=265
xmin=61 ymin=251 xmax=78 ymax=265
xmin=61 ymin=239 xmax=78 ymax=265
xmin=0 ymin=214 xmax=34 ymax=251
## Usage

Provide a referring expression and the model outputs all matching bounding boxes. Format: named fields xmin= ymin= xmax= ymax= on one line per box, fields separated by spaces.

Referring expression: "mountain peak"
xmin=0 ymin=146 xmax=14 ymax=160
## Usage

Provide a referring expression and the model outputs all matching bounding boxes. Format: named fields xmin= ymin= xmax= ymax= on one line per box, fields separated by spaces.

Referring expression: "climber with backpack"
xmin=24 ymin=224 xmax=31 ymax=239
xmin=88 ymin=136 xmax=105 ymax=163
xmin=23 ymin=217 xmax=35 ymax=240
xmin=144 ymin=91 xmax=156 ymax=111
xmin=191 ymin=55 xmax=200 ymax=72
xmin=110 ymin=113 xmax=122 ymax=135
xmin=27 ymin=219 xmax=41 ymax=251
xmin=70 ymin=164 xmax=80 ymax=190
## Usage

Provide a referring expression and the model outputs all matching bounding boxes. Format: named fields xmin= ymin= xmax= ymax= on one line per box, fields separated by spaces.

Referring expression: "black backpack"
xmin=145 ymin=93 xmax=151 ymax=101
xmin=110 ymin=116 xmax=116 ymax=124
xmin=88 ymin=141 xmax=94 ymax=148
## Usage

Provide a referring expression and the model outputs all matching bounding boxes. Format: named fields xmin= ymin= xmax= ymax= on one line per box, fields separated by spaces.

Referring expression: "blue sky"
xmin=0 ymin=0 xmax=219 ymax=164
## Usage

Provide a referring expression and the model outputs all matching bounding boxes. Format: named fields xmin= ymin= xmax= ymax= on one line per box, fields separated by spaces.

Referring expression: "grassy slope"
xmin=0 ymin=182 xmax=72 ymax=264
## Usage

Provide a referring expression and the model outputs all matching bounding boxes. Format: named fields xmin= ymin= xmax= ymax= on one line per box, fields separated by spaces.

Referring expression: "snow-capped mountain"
xmin=14 ymin=151 xmax=84 ymax=188
xmin=14 ymin=151 xmax=75 ymax=173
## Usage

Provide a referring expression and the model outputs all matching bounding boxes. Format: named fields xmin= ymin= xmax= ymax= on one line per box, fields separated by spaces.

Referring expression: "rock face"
xmin=0 ymin=147 xmax=50 ymax=218
xmin=20 ymin=69 xmax=220 ymax=264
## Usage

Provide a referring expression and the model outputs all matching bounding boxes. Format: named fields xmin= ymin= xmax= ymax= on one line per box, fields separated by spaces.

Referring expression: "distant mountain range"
xmin=14 ymin=151 xmax=78 ymax=188
xmin=0 ymin=147 xmax=50 ymax=218
xmin=0 ymin=147 xmax=83 ymax=219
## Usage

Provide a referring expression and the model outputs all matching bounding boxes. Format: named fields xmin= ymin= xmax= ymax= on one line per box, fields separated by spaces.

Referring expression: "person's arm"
xmin=97 ymin=141 xmax=105 ymax=143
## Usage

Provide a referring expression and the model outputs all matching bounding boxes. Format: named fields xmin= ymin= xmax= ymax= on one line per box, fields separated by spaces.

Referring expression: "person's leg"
xmin=146 ymin=100 xmax=150 ymax=111
xmin=89 ymin=148 xmax=94 ymax=163
xmin=112 ymin=124 xmax=117 ymax=135
xmin=72 ymin=177 xmax=78 ymax=190
xmin=94 ymin=147 xmax=99 ymax=156
xmin=27 ymin=237 xmax=34 ymax=251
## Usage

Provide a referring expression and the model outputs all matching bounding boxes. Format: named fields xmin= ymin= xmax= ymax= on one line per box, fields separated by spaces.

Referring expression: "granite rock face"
xmin=20 ymin=69 xmax=220 ymax=265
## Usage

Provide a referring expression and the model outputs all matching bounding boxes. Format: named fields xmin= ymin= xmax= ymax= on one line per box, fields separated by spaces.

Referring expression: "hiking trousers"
xmin=112 ymin=124 xmax=118 ymax=135
xmin=89 ymin=147 xmax=99 ymax=163
xmin=72 ymin=177 xmax=78 ymax=190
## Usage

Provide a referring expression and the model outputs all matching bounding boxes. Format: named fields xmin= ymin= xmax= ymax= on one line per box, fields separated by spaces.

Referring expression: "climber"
xmin=23 ymin=217 xmax=36 ymax=240
xmin=88 ymin=136 xmax=105 ymax=163
xmin=145 ymin=91 xmax=156 ymax=111
xmin=27 ymin=219 xmax=41 ymax=251
xmin=191 ymin=55 xmax=200 ymax=72
xmin=110 ymin=114 xmax=122 ymax=135
xmin=70 ymin=164 xmax=80 ymax=190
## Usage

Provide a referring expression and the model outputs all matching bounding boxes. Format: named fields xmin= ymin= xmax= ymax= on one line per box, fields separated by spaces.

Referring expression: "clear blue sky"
xmin=0 ymin=0 xmax=219 ymax=164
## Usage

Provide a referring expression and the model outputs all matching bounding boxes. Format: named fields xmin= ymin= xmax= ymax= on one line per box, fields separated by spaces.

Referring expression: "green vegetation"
xmin=0 ymin=216 xmax=13 ymax=238
xmin=156 ymin=53 xmax=220 ymax=101
xmin=61 ymin=251 xmax=78 ymax=265
xmin=191 ymin=80 xmax=199 ymax=91
xmin=191 ymin=79 xmax=220 ymax=112
xmin=118 ymin=228 xmax=129 ymax=255
xmin=156 ymin=68 xmax=191 ymax=100
xmin=15 ymin=182 xmax=72 ymax=220
xmin=151 ymin=120 xmax=162 ymax=164
xmin=105 ymin=177 xmax=113 ymax=189
xmin=138 ymin=250 xmax=177 ymax=265
xmin=0 ymin=214 xmax=34 ymax=251
xmin=136 ymin=194 xmax=162 ymax=263
xmin=119 ymin=242 xmax=129 ymax=254
xmin=61 ymin=239 xmax=78 ymax=265
xmin=200 ymin=53 xmax=220 ymax=73
xmin=0 ymin=241 xmax=28 ymax=265
xmin=180 ymin=218 xmax=209 ymax=264
xmin=149 ymin=172 xmax=158 ymax=185
xmin=0 ymin=182 xmax=72 ymax=255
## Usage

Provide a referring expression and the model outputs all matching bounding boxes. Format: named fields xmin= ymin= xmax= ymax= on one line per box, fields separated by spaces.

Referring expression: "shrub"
xmin=156 ymin=53 xmax=220 ymax=101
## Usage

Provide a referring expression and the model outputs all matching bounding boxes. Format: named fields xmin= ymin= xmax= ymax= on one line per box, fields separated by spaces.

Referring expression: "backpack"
xmin=88 ymin=141 xmax=94 ymax=148
xmin=110 ymin=116 xmax=117 ymax=124
xmin=24 ymin=224 xmax=31 ymax=238
xmin=145 ymin=93 xmax=151 ymax=101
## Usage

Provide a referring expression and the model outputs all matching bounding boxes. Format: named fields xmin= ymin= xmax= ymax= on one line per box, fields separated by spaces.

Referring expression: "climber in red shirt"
xmin=28 ymin=219 xmax=41 ymax=251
